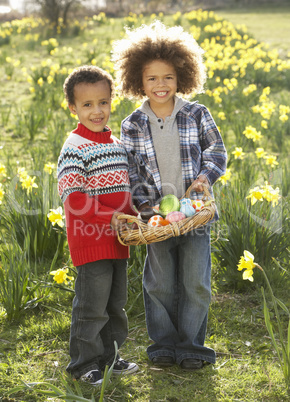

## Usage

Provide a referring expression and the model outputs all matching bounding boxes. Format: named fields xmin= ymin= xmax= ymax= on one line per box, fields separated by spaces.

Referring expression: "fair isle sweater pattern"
xmin=58 ymin=133 xmax=131 ymax=203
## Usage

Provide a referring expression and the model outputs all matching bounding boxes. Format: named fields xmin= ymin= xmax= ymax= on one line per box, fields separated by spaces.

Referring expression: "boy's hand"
xmin=110 ymin=211 xmax=126 ymax=231
xmin=191 ymin=175 xmax=209 ymax=193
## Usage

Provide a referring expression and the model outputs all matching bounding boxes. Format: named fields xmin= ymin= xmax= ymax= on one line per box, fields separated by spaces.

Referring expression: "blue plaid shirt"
xmin=121 ymin=100 xmax=227 ymax=214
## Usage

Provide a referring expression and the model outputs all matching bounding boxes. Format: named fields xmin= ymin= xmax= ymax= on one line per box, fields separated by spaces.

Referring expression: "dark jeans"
xmin=143 ymin=227 xmax=216 ymax=364
xmin=66 ymin=259 xmax=128 ymax=378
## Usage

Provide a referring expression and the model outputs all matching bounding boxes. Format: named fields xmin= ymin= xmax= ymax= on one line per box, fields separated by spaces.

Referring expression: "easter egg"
xmin=148 ymin=215 xmax=164 ymax=227
xmin=180 ymin=198 xmax=192 ymax=207
xmin=180 ymin=203 xmax=196 ymax=217
xmin=159 ymin=194 xmax=180 ymax=217
xmin=192 ymin=199 xmax=204 ymax=212
xmin=160 ymin=218 xmax=170 ymax=226
xmin=153 ymin=205 xmax=160 ymax=213
xmin=126 ymin=218 xmax=138 ymax=229
xmin=166 ymin=211 xmax=186 ymax=223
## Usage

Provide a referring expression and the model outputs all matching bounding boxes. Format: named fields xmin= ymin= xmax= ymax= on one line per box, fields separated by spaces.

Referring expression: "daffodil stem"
xmin=258 ymin=264 xmax=289 ymax=373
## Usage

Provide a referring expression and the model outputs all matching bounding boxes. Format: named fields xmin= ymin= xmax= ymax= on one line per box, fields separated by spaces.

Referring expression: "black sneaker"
xmin=180 ymin=358 xmax=203 ymax=370
xmin=81 ymin=369 xmax=103 ymax=385
xmin=112 ymin=358 xmax=139 ymax=375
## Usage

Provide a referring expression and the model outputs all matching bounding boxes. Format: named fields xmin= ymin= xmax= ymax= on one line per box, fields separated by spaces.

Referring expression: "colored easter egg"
xmin=159 ymin=194 xmax=180 ymax=217
xmin=148 ymin=215 xmax=164 ymax=227
xmin=166 ymin=211 xmax=186 ymax=223
xmin=153 ymin=205 xmax=160 ymax=213
xmin=180 ymin=203 xmax=196 ymax=217
xmin=192 ymin=199 xmax=204 ymax=212
xmin=180 ymin=198 xmax=192 ymax=207
xmin=160 ymin=218 xmax=170 ymax=226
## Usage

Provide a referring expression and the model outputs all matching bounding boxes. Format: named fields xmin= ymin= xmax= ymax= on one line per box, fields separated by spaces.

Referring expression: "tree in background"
xmin=34 ymin=0 xmax=80 ymax=30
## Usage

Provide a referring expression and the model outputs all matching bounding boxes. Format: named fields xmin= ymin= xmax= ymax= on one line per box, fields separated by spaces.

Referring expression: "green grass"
xmin=0 ymin=288 xmax=289 ymax=401
xmin=0 ymin=4 xmax=289 ymax=401
xmin=215 ymin=5 xmax=290 ymax=56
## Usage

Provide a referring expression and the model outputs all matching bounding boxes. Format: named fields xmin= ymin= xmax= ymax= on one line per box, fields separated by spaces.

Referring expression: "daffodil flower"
xmin=265 ymin=154 xmax=279 ymax=167
xmin=255 ymin=148 xmax=267 ymax=159
xmin=50 ymin=268 xmax=74 ymax=285
xmin=0 ymin=183 xmax=4 ymax=204
xmin=243 ymin=126 xmax=262 ymax=142
xmin=237 ymin=251 xmax=289 ymax=386
xmin=279 ymin=114 xmax=288 ymax=123
xmin=246 ymin=186 xmax=264 ymax=205
xmin=44 ymin=162 xmax=56 ymax=174
xmin=218 ymin=168 xmax=231 ymax=185
xmin=247 ymin=182 xmax=281 ymax=206
xmin=47 ymin=207 xmax=65 ymax=228
xmin=237 ymin=250 xmax=257 ymax=281
xmin=232 ymin=147 xmax=245 ymax=160
xmin=0 ymin=163 xmax=6 ymax=176
xmin=20 ymin=175 xmax=38 ymax=194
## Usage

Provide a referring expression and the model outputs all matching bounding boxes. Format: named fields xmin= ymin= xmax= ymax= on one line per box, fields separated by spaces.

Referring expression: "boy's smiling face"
xmin=69 ymin=80 xmax=111 ymax=132
xmin=142 ymin=60 xmax=177 ymax=113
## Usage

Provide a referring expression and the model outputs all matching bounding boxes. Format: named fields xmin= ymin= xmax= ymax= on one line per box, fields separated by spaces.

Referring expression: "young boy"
xmin=57 ymin=65 xmax=138 ymax=385
xmin=112 ymin=22 xmax=227 ymax=370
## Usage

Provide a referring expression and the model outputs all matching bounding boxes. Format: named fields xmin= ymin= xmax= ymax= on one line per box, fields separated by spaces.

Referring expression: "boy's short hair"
xmin=112 ymin=21 xmax=206 ymax=99
xmin=63 ymin=65 xmax=115 ymax=105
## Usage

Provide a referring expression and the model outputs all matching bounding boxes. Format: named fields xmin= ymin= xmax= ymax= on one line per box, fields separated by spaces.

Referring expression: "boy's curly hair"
xmin=112 ymin=21 xmax=206 ymax=99
xmin=63 ymin=65 xmax=115 ymax=105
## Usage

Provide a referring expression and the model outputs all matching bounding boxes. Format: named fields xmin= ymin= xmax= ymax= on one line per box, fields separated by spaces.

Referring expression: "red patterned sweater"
xmin=57 ymin=123 xmax=136 ymax=266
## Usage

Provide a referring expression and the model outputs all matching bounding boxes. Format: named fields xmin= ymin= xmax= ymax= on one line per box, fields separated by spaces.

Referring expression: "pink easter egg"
xmin=166 ymin=211 xmax=186 ymax=223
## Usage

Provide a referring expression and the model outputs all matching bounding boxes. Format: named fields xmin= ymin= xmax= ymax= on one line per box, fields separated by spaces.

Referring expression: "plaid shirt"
xmin=121 ymin=101 xmax=227 ymax=212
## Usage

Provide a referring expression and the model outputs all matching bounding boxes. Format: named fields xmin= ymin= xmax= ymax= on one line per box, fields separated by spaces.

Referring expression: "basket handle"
xmin=182 ymin=182 xmax=212 ymax=201
xmin=117 ymin=214 xmax=147 ymax=227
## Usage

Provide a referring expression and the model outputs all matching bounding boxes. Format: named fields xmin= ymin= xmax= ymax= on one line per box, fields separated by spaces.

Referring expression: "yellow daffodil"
xmin=232 ymin=147 xmax=245 ymax=159
xmin=50 ymin=267 xmax=74 ymax=285
xmin=17 ymin=167 xmax=28 ymax=180
xmin=247 ymin=182 xmax=281 ymax=206
xmin=44 ymin=162 xmax=56 ymax=174
xmin=246 ymin=186 xmax=264 ymax=205
xmin=255 ymin=148 xmax=267 ymax=159
xmin=279 ymin=105 xmax=290 ymax=115
xmin=243 ymin=126 xmax=262 ymax=142
xmin=37 ymin=77 xmax=44 ymax=87
xmin=218 ymin=168 xmax=231 ymax=185
xmin=0 ymin=163 xmax=6 ymax=176
xmin=262 ymin=182 xmax=281 ymax=206
xmin=70 ymin=113 xmax=79 ymax=121
xmin=265 ymin=155 xmax=279 ymax=167
xmin=61 ymin=98 xmax=68 ymax=110
xmin=47 ymin=75 xmax=54 ymax=84
xmin=47 ymin=207 xmax=65 ymax=228
xmin=261 ymin=120 xmax=268 ymax=129
xmin=237 ymin=250 xmax=256 ymax=281
xmin=217 ymin=111 xmax=226 ymax=120
xmin=242 ymin=84 xmax=257 ymax=96
xmin=0 ymin=183 xmax=4 ymax=204
xmin=21 ymin=175 xmax=38 ymax=194
xmin=279 ymin=114 xmax=288 ymax=122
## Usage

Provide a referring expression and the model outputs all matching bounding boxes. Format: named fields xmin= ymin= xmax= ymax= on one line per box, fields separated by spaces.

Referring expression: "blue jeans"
xmin=66 ymin=259 xmax=128 ymax=378
xmin=143 ymin=226 xmax=216 ymax=364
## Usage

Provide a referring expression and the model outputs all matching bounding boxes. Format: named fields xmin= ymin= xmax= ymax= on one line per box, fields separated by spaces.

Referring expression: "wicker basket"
xmin=117 ymin=184 xmax=216 ymax=246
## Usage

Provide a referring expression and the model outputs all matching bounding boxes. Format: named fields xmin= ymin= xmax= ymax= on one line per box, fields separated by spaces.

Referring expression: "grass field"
xmin=0 ymin=4 xmax=289 ymax=401
xmin=216 ymin=5 xmax=290 ymax=55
